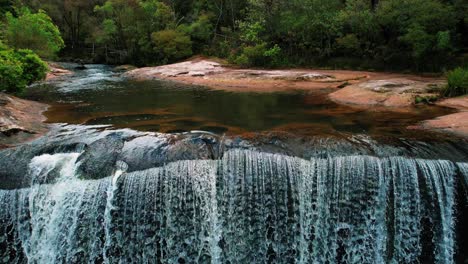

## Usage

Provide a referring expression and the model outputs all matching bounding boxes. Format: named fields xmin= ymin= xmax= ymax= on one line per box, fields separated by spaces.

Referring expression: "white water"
xmin=0 ymin=150 xmax=464 ymax=263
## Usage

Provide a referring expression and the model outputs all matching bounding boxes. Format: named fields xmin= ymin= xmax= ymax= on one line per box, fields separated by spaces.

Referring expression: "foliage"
xmin=0 ymin=50 xmax=25 ymax=93
xmin=12 ymin=49 xmax=48 ymax=85
xmin=93 ymin=0 xmax=179 ymax=64
xmin=443 ymin=67 xmax=468 ymax=97
xmin=151 ymin=30 xmax=192 ymax=64
xmin=4 ymin=8 xmax=64 ymax=58
xmin=0 ymin=46 xmax=48 ymax=93
xmin=6 ymin=0 xmax=467 ymax=71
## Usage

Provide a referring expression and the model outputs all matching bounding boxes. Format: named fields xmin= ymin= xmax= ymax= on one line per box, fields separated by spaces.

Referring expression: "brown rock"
xmin=414 ymin=96 xmax=468 ymax=137
xmin=46 ymin=62 xmax=73 ymax=81
xmin=329 ymin=79 xmax=444 ymax=108
xmin=436 ymin=96 xmax=468 ymax=110
xmin=419 ymin=112 xmax=468 ymax=137
xmin=0 ymin=93 xmax=49 ymax=146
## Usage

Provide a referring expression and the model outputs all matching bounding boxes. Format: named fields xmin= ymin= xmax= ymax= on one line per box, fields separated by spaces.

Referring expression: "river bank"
xmin=0 ymin=63 xmax=74 ymax=148
xmin=1 ymin=59 xmax=467 ymax=148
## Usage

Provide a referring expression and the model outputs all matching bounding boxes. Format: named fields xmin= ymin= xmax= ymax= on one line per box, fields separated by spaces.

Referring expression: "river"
xmin=0 ymin=64 xmax=467 ymax=263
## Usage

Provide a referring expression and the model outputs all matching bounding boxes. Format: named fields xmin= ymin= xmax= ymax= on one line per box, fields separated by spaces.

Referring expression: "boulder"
xmin=77 ymin=133 xmax=125 ymax=179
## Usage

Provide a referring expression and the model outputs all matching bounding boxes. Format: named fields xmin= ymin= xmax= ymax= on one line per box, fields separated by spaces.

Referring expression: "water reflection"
xmin=26 ymin=64 xmax=454 ymax=138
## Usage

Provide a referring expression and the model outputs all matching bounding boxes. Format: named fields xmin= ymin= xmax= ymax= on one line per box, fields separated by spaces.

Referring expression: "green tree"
xmin=94 ymin=0 xmax=176 ymax=64
xmin=0 ymin=47 xmax=48 ymax=93
xmin=376 ymin=0 xmax=456 ymax=68
xmin=152 ymin=29 xmax=192 ymax=63
xmin=3 ymin=8 xmax=64 ymax=58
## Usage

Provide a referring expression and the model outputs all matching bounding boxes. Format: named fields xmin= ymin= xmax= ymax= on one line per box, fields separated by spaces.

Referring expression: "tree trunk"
xmin=371 ymin=0 xmax=379 ymax=11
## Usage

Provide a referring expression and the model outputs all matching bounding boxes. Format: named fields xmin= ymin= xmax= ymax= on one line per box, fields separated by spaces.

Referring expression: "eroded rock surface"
xmin=46 ymin=62 xmax=73 ymax=81
xmin=329 ymin=78 xmax=444 ymax=108
xmin=124 ymin=58 xmax=369 ymax=92
xmin=416 ymin=96 xmax=468 ymax=137
xmin=0 ymin=93 xmax=49 ymax=147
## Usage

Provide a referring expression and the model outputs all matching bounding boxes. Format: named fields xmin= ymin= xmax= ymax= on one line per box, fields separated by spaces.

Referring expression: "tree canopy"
xmin=1 ymin=0 xmax=467 ymax=71
xmin=3 ymin=8 xmax=64 ymax=58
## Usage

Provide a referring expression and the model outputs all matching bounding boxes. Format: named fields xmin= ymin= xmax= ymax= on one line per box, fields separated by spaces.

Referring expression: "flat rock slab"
xmin=436 ymin=96 xmax=468 ymax=110
xmin=329 ymin=78 xmax=444 ymax=108
xmin=126 ymin=60 xmax=224 ymax=79
xmin=418 ymin=112 xmax=468 ymax=137
xmin=0 ymin=93 xmax=49 ymax=147
xmin=414 ymin=96 xmax=468 ymax=137
xmin=124 ymin=58 xmax=374 ymax=92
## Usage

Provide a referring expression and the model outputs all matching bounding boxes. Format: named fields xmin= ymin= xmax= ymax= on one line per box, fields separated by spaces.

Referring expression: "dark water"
xmin=0 ymin=64 xmax=466 ymax=264
xmin=26 ymin=64 xmax=454 ymax=138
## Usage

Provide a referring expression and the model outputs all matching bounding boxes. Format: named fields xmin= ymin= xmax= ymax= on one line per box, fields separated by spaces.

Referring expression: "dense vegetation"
xmin=0 ymin=0 xmax=464 ymax=71
xmin=0 ymin=6 xmax=62 ymax=93
xmin=0 ymin=43 xmax=48 ymax=93
xmin=0 ymin=0 xmax=467 ymax=93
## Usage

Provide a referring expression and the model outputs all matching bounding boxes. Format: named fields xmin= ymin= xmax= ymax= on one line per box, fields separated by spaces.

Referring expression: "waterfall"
xmin=0 ymin=150 xmax=463 ymax=263
xmin=459 ymin=162 xmax=468 ymax=189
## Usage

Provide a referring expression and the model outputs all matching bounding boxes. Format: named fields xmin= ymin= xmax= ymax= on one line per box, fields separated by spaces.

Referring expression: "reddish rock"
xmin=329 ymin=79 xmax=444 ymax=108
xmin=0 ymin=93 xmax=49 ymax=146
xmin=419 ymin=112 xmax=468 ymax=137
xmin=416 ymin=96 xmax=468 ymax=137
xmin=436 ymin=96 xmax=468 ymax=110
xmin=46 ymin=62 xmax=73 ymax=81
xmin=124 ymin=58 xmax=373 ymax=92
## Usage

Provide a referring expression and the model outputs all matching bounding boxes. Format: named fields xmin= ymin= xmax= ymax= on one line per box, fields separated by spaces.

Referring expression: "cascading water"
xmin=0 ymin=150 xmax=466 ymax=263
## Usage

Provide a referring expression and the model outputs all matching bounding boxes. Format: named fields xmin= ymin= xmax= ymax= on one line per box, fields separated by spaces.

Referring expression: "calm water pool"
xmin=26 ymin=64 xmax=454 ymax=139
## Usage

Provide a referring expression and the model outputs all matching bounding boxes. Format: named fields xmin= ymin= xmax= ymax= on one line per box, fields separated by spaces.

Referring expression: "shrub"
xmin=242 ymin=43 xmax=268 ymax=66
xmin=152 ymin=29 xmax=193 ymax=64
xmin=442 ymin=67 xmax=468 ymax=97
xmin=0 ymin=51 xmax=26 ymax=93
xmin=0 ymin=48 xmax=48 ymax=93
xmin=13 ymin=49 xmax=48 ymax=85
xmin=232 ymin=43 xmax=283 ymax=67
xmin=4 ymin=8 xmax=64 ymax=59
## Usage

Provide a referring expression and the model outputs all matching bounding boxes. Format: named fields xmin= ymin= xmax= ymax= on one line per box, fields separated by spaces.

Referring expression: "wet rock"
xmin=77 ymin=133 xmax=125 ymax=179
xmin=0 ymin=142 xmax=85 ymax=189
xmin=119 ymin=134 xmax=221 ymax=172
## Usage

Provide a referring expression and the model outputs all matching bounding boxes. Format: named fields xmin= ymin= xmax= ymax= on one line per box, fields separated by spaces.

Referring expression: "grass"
xmin=442 ymin=67 xmax=468 ymax=97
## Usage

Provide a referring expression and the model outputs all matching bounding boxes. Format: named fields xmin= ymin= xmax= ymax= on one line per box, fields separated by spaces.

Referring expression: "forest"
xmin=0 ymin=0 xmax=467 ymax=78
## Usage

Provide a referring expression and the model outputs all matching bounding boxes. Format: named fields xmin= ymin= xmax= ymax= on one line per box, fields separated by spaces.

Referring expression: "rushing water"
xmin=1 ymin=64 xmax=467 ymax=263
xmin=0 ymin=150 xmax=466 ymax=263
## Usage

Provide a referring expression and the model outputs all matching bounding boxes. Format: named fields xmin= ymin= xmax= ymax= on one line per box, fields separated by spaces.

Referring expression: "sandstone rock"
xmin=436 ymin=96 xmax=468 ymax=110
xmin=46 ymin=63 xmax=73 ymax=81
xmin=329 ymin=78 xmax=443 ymax=108
xmin=416 ymin=96 xmax=468 ymax=137
xmin=419 ymin=112 xmax=468 ymax=137
xmin=125 ymin=60 xmax=224 ymax=79
xmin=0 ymin=93 xmax=48 ymax=146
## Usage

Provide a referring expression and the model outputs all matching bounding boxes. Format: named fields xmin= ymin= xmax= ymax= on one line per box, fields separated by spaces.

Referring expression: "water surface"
xmin=26 ymin=64 xmax=454 ymax=138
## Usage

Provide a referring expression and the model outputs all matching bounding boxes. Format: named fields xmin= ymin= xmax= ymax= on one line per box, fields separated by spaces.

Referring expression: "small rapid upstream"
xmin=0 ymin=149 xmax=467 ymax=263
